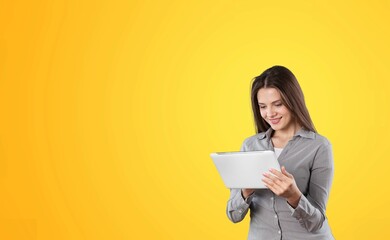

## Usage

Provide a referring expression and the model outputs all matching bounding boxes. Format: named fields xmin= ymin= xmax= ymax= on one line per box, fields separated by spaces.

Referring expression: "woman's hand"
xmin=262 ymin=166 xmax=302 ymax=208
xmin=241 ymin=189 xmax=255 ymax=199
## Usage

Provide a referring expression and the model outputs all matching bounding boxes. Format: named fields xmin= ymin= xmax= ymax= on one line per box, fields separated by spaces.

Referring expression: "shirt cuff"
xmin=288 ymin=195 xmax=315 ymax=220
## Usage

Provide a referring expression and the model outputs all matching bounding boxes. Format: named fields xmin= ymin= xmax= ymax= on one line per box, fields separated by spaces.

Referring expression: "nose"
xmin=266 ymin=106 xmax=276 ymax=117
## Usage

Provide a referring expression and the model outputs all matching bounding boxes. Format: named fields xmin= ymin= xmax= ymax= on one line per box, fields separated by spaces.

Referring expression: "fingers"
xmin=269 ymin=168 xmax=285 ymax=178
xmin=262 ymin=166 xmax=299 ymax=200
xmin=262 ymin=172 xmax=283 ymax=186
xmin=262 ymin=167 xmax=294 ymax=196
xmin=262 ymin=177 xmax=284 ymax=194
xmin=281 ymin=166 xmax=293 ymax=178
xmin=242 ymin=189 xmax=255 ymax=197
xmin=269 ymin=167 xmax=293 ymax=179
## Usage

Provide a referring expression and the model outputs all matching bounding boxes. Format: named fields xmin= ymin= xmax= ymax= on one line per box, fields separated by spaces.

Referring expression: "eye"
xmin=275 ymin=103 xmax=283 ymax=107
xmin=259 ymin=105 xmax=266 ymax=109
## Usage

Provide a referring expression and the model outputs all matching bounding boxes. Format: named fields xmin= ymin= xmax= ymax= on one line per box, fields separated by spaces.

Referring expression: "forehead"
xmin=257 ymin=88 xmax=282 ymax=103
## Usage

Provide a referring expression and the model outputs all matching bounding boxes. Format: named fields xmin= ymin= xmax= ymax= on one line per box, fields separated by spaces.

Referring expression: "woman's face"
xmin=257 ymin=87 xmax=295 ymax=132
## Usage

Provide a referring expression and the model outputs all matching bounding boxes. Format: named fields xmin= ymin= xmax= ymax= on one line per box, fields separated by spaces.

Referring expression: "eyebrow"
xmin=258 ymin=100 xmax=282 ymax=105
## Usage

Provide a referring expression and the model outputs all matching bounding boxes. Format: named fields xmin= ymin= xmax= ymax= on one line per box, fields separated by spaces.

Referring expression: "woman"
xmin=227 ymin=66 xmax=334 ymax=239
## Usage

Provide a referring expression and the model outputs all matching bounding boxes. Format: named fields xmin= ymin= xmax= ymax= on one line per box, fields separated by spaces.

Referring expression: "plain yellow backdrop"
xmin=1 ymin=0 xmax=390 ymax=239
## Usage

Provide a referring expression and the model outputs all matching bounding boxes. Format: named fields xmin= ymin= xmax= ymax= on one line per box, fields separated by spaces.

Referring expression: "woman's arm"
xmin=226 ymin=188 xmax=253 ymax=223
xmin=290 ymin=142 xmax=334 ymax=232
xmin=226 ymin=139 xmax=256 ymax=223
xmin=262 ymin=142 xmax=334 ymax=232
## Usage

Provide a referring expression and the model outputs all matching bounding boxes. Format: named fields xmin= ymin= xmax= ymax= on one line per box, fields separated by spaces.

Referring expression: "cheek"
xmin=260 ymin=109 xmax=267 ymax=118
xmin=280 ymin=109 xmax=292 ymax=120
xmin=280 ymin=106 xmax=290 ymax=115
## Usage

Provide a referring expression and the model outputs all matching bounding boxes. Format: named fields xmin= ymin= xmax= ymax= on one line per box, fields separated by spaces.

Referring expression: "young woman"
xmin=226 ymin=66 xmax=334 ymax=239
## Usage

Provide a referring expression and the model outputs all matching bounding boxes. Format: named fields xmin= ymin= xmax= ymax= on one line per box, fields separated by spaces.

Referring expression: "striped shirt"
xmin=226 ymin=127 xmax=335 ymax=240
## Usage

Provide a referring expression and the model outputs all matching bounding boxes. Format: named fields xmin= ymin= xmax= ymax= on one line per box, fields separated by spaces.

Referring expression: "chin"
xmin=269 ymin=124 xmax=285 ymax=131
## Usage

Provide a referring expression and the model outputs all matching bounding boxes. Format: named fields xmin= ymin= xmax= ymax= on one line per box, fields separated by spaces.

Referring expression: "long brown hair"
xmin=251 ymin=65 xmax=316 ymax=133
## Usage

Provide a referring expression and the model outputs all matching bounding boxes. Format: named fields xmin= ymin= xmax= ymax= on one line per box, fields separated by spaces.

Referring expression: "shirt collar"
xmin=257 ymin=127 xmax=315 ymax=140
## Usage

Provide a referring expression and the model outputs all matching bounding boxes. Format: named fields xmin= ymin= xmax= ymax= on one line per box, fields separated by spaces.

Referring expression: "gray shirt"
xmin=226 ymin=128 xmax=334 ymax=240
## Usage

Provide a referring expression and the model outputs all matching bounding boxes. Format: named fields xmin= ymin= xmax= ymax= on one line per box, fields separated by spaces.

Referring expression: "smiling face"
xmin=257 ymin=87 xmax=296 ymax=132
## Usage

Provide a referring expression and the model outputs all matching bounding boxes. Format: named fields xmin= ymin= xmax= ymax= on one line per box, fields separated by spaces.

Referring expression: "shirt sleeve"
xmin=226 ymin=188 xmax=254 ymax=223
xmin=288 ymin=141 xmax=334 ymax=232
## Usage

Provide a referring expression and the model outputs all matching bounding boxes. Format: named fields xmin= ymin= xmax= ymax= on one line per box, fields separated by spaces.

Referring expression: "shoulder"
xmin=312 ymin=132 xmax=331 ymax=146
xmin=240 ymin=132 xmax=268 ymax=151
xmin=297 ymin=128 xmax=331 ymax=148
xmin=297 ymin=131 xmax=333 ymax=158
xmin=310 ymin=132 xmax=334 ymax=166
xmin=303 ymin=132 xmax=333 ymax=165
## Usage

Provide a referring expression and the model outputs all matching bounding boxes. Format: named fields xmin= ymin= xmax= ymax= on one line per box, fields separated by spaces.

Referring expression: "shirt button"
xmin=274 ymin=215 xmax=277 ymax=218
xmin=238 ymin=210 xmax=242 ymax=213
xmin=278 ymin=230 xmax=281 ymax=234
xmin=271 ymin=197 xmax=274 ymax=200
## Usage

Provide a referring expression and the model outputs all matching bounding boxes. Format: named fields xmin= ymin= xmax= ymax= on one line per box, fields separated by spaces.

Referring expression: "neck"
xmin=273 ymin=122 xmax=302 ymax=139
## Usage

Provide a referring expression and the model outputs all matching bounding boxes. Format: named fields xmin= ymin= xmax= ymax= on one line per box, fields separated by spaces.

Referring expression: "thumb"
xmin=281 ymin=166 xmax=293 ymax=178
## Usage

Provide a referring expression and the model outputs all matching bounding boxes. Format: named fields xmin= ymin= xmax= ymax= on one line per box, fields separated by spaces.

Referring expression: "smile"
xmin=269 ymin=117 xmax=282 ymax=124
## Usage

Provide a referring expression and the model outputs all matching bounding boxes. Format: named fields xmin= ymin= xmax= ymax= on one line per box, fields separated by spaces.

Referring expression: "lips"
xmin=269 ymin=117 xmax=282 ymax=125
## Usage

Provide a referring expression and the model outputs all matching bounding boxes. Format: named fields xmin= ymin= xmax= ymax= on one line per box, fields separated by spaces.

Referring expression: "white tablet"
xmin=210 ymin=150 xmax=281 ymax=189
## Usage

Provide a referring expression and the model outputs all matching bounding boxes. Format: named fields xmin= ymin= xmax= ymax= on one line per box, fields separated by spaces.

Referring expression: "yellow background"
xmin=1 ymin=0 xmax=389 ymax=239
